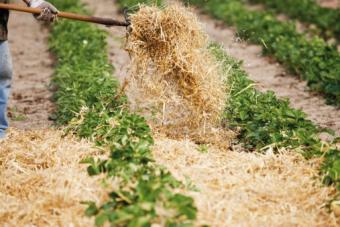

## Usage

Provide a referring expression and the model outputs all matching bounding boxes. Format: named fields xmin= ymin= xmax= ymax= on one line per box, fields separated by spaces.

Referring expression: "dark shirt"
xmin=0 ymin=0 xmax=9 ymax=41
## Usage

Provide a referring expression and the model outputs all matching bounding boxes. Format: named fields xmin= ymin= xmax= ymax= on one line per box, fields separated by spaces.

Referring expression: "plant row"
xmin=210 ymin=44 xmax=339 ymax=192
xmin=185 ymin=0 xmax=340 ymax=106
xmin=49 ymin=0 xmax=197 ymax=226
xmin=248 ymin=0 xmax=340 ymax=41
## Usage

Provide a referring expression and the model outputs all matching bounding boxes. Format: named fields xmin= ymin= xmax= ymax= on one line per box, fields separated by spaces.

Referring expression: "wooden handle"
xmin=0 ymin=3 xmax=129 ymax=27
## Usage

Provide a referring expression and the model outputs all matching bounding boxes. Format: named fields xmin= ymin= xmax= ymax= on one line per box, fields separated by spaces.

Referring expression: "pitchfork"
xmin=0 ymin=3 xmax=130 ymax=27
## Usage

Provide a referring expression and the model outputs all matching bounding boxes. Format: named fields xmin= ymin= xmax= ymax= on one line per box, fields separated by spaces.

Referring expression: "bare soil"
xmin=7 ymin=5 xmax=54 ymax=130
xmin=317 ymin=0 xmax=339 ymax=8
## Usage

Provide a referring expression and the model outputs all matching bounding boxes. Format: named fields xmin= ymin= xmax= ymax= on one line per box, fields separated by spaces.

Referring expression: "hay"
xmin=152 ymin=137 xmax=340 ymax=226
xmin=0 ymin=129 xmax=109 ymax=226
xmin=125 ymin=5 xmax=229 ymax=145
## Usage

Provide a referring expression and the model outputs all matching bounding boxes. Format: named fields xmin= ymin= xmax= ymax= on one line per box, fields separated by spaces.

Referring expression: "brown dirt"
xmin=317 ymin=0 xmax=339 ymax=8
xmin=7 ymin=3 xmax=54 ymax=130
xmin=194 ymin=11 xmax=340 ymax=136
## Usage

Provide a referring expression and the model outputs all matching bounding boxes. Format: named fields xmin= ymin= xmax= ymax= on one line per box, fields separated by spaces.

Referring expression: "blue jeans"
xmin=0 ymin=41 xmax=12 ymax=138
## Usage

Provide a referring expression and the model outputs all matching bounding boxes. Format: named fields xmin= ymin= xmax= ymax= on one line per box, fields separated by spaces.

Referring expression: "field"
xmin=0 ymin=0 xmax=339 ymax=226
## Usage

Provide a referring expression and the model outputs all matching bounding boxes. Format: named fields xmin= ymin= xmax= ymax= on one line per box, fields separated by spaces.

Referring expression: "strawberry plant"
xmin=211 ymin=43 xmax=340 ymax=192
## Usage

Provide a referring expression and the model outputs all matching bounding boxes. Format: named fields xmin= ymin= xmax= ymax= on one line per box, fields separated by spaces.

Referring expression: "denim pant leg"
xmin=0 ymin=41 xmax=13 ymax=138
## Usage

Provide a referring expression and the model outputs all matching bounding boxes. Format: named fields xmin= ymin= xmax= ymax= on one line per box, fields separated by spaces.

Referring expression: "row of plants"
xmin=185 ymin=0 xmax=340 ymax=106
xmin=248 ymin=0 xmax=340 ymax=40
xmin=210 ymin=44 xmax=340 ymax=192
xmin=49 ymin=0 xmax=197 ymax=226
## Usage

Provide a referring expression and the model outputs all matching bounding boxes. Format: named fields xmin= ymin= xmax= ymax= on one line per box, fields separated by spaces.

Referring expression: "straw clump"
xmin=0 ymin=129 xmax=108 ymax=226
xmin=125 ymin=5 xmax=228 ymax=144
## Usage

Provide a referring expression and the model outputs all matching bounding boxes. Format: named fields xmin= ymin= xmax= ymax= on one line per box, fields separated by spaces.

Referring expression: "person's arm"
xmin=21 ymin=0 xmax=58 ymax=22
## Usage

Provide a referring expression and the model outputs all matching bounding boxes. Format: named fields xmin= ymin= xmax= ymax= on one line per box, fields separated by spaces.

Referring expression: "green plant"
xmin=197 ymin=144 xmax=209 ymax=153
xmin=322 ymin=148 xmax=340 ymax=191
xmin=210 ymin=43 xmax=340 ymax=191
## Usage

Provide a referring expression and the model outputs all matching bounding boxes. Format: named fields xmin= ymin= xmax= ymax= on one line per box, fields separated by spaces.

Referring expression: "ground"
xmin=317 ymin=0 xmax=339 ymax=8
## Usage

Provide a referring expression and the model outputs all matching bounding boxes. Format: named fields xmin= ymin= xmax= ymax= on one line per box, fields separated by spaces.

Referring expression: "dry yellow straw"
xmin=0 ymin=129 xmax=108 ymax=226
xmin=125 ymin=5 xmax=231 ymax=146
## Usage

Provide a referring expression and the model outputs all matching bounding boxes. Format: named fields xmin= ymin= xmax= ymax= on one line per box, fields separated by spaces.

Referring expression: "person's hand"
xmin=28 ymin=0 xmax=58 ymax=22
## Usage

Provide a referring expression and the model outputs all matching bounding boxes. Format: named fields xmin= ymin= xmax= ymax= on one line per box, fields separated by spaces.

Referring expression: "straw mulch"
xmin=125 ymin=5 xmax=230 ymax=146
xmin=0 ymin=129 xmax=108 ymax=226
xmin=153 ymin=137 xmax=340 ymax=226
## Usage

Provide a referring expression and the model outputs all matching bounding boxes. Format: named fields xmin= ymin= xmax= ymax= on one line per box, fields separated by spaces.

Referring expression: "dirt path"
xmin=7 ymin=4 xmax=54 ymax=130
xmin=194 ymin=11 xmax=340 ymax=136
xmin=317 ymin=0 xmax=339 ymax=8
xmin=82 ymin=0 xmax=339 ymax=225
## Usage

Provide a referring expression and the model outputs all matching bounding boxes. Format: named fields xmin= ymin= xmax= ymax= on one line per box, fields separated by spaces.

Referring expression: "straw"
xmin=153 ymin=137 xmax=340 ymax=226
xmin=0 ymin=129 xmax=109 ymax=226
xmin=125 ymin=5 xmax=231 ymax=147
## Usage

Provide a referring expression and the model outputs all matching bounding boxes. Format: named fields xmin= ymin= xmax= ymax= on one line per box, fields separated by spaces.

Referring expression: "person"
xmin=0 ymin=0 xmax=58 ymax=139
